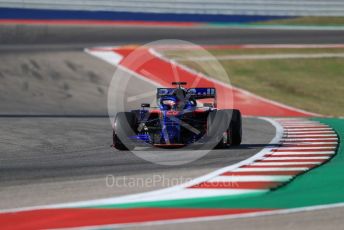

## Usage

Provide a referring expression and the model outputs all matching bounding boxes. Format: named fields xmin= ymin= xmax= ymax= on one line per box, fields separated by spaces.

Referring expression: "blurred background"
xmin=0 ymin=1 xmax=343 ymax=230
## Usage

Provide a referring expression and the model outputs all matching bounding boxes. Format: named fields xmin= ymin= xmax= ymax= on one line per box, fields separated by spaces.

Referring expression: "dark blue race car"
xmin=113 ymin=82 xmax=242 ymax=150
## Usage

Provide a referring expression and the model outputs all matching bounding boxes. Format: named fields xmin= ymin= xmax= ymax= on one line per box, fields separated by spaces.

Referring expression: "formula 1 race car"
xmin=113 ymin=82 xmax=242 ymax=150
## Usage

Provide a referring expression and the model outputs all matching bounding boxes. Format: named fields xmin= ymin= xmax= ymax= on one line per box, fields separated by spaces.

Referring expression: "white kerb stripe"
xmin=280 ymin=122 xmax=322 ymax=124
xmin=271 ymin=151 xmax=335 ymax=155
xmin=276 ymin=147 xmax=336 ymax=150
xmin=285 ymin=131 xmax=336 ymax=134
xmin=234 ymin=167 xmax=309 ymax=172
xmin=282 ymin=142 xmax=338 ymax=145
xmin=251 ymin=162 xmax=321 ymax=166
xmin=282 ymin=138 xmax=338 ymax=141
xmin=285 ymin=134 xmax=337 ymax=137
xmin=284 ymin=128 xmax=332 ymax=131
xmin=261 ymin=156 xmax=329 ymax=160
xmin=283 ymin=125 xmax=328 ymax=128
xmin=208 ymin=175 xmax=292 ymax=182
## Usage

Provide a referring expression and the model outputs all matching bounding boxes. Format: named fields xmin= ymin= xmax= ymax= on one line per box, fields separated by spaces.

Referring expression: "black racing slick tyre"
xmin=230 ymin=109 xmax=242 ymax=146
xmin=207 ymin=110 xmax=231 ymax=149
xmin=113 ymin=112 xmax=137 ymax=151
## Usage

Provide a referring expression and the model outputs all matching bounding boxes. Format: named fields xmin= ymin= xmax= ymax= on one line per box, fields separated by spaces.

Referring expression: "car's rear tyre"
xmin=113 ymin=112 xmax=136 ymax=151
xmin=230 ymin=109 xmax=242 ymax=146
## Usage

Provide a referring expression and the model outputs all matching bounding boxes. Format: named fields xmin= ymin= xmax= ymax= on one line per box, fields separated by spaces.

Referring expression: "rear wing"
xmin=157 ymin=88 xmax=176 ymax=98
xmin=156 ymin=87 xmax=217 ymax=107
xmin=156 ymin=88 xmax=216 ymax=98
xmin=188 ymin=88 xmax=217 ymax=108
xmin=187 ymin=88 xmax=216 ymax=99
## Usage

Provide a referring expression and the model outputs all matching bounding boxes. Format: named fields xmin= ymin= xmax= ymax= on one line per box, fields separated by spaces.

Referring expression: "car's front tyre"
xmin=207 ymin=109 xmax=242 ymax=149
xmin=113 ymin=112 xmax=137 ymax=151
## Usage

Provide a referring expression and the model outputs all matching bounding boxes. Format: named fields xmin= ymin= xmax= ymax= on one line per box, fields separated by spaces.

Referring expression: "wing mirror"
xmin=141 ymin=103 xmax=150 ymax=108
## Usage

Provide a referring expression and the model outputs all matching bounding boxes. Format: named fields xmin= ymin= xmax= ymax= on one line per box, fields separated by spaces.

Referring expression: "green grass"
xmin=257 ymin=16 xmax=344 ymax=26
xmin=164 ymin=48 xmax=344 ymax=116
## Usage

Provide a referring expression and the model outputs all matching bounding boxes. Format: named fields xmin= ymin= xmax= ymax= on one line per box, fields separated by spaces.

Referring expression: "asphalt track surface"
xmin=0 ymin=24 xmax=343 ymax=228
xmin=1 ymin=24 xmax=344 ymax=49
xmin=0 ymin=45 xmax=275 ymax=210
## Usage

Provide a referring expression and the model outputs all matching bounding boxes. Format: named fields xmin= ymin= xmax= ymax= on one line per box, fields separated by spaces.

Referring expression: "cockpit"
xmin=159 ymin=88 xmax=197 ymax=111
